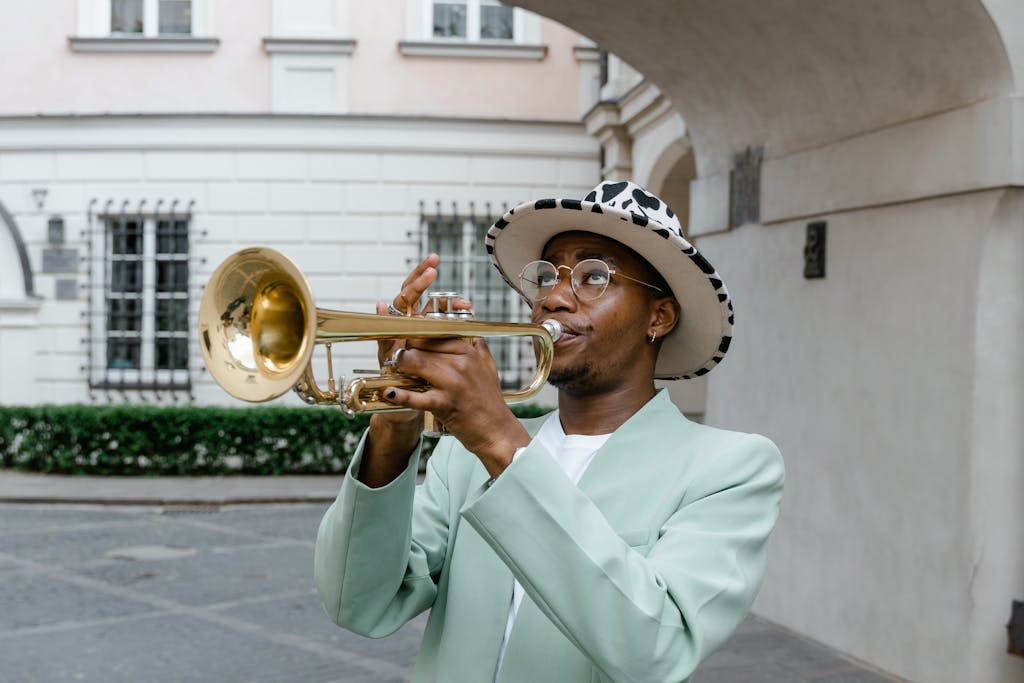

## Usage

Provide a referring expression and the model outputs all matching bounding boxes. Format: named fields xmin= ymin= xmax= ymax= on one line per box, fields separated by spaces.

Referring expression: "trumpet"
xmin=198 ymin=247 xmax=561 ymax=422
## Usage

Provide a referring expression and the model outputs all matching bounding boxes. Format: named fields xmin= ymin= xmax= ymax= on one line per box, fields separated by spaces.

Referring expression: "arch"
xmin=646 ymin=142 xmax=695 ymax=237
xmin=511 ymin=0 xmax=1014 ymax=176
xmin=0 ymin=201 xmax=35 ymax=299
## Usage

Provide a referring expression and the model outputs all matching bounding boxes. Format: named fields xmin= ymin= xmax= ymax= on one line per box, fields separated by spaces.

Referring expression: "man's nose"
xmin=541 ymin=273 xmax=577 ymax=310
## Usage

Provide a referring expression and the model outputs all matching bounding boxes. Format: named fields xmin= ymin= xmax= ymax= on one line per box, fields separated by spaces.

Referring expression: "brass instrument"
xmin=198 ymin=247 xmax=561 ymax=423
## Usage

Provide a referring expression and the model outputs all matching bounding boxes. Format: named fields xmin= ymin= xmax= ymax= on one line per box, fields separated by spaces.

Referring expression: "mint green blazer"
xmin=315 ymin=390 xmax=784 ymax=682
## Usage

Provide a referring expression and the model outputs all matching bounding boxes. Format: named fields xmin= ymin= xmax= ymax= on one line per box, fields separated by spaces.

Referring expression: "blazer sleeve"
xmin=461 ymin=432 xmax=784 ymax=683
xmin=313 ymin=431 xmax=455 ymax=638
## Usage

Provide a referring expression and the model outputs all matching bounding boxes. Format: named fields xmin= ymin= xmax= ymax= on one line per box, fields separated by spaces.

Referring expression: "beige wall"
xmin=0 ymin=1 xmax=585 ymax=119
xmin=348 ymin=1 xmax=584 ymax=120
xmin=0 ymin=0 xmax=272 ymax=115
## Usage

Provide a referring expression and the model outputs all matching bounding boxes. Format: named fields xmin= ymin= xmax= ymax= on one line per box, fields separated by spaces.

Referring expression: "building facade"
xmin=0 ymin=0 xmax=602 ymax=406
xmin=531 ymin=2 xmax=1024 ymax=682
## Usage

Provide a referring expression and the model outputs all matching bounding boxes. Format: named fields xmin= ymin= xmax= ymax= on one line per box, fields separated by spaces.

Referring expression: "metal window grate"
xmin=84 ymin=199 xmax=195 ymax=401
xmin=418 ymin=201 xmax=537 ymax=390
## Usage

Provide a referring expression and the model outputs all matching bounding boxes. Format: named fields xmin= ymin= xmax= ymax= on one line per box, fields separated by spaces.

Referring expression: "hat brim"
xmin=485 ymin=199 xmax=733 ymax=379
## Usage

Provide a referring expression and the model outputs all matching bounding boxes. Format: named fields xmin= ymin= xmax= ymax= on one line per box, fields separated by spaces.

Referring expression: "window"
xmin=88 ymin=212 xmax=192 ymax=395
xmin=70 ymin=0 xmax=214 ymax=52
xmin=431 ymin=0 xmax=513 ymax=41
xmin=480 ymin=0 xmax=513 ymax=39
xmin=402 ymin=0 xmax=543 ymax=58
xmin=111 ymin=0 xmax=192 ymax=36
xmin=420 ymin=206 xmax=535 ymax=390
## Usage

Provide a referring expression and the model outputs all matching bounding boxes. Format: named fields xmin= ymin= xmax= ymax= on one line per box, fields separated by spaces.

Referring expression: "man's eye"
xmin=536 ymin=272 xmax=558 ymax=287
xmin=580 ymin=269 xmax=609 ymax=286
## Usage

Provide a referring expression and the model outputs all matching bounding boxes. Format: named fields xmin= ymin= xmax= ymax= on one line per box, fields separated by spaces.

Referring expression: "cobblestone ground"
xmin=0 ymin=503 xmax=897 ymax=683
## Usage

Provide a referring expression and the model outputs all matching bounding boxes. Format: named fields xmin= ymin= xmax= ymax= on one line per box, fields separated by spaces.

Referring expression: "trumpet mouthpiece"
xmin=540 ymin=319 xmax=563 ymax=342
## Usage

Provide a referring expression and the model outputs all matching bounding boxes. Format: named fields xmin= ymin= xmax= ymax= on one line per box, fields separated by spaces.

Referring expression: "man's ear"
xmin=649 ymin=296 xmax=681 ymax=339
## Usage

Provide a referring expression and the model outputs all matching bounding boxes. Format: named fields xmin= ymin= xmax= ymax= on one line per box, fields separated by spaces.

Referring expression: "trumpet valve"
xmin=425 ymin=292 xmax=474 ymax=320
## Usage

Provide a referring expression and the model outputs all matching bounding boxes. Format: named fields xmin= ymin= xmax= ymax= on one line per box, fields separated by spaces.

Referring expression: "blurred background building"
xmin=0 ymin=0 xmax=602 ymax=406
xmin=2 ymin=1 xmax=1023 ymax=683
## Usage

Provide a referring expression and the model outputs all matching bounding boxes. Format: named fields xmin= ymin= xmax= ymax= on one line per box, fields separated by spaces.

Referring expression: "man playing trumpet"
xmin=314 ymin=180 xmax=784 ymax=682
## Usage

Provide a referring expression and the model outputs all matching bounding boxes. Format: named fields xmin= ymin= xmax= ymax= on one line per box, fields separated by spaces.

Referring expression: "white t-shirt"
xmin=494 ymin=411 xmax=611 ymax=679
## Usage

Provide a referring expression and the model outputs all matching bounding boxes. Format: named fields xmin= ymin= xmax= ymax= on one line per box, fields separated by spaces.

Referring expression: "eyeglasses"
xmin=518 ymin=259 xmax=663 ymax=304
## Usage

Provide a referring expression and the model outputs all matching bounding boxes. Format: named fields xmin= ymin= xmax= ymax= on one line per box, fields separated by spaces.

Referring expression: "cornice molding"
xmin=68 ymin=36 xmax=220 ymax=53
xmin=262 ymin=37 xmax=356 ymax=55
xmin=398 ymin=40 xmax=547 ymax=60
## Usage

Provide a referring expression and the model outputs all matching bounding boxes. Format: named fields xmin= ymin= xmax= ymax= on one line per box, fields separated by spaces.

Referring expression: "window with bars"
xmin=432 ymin=0 xmax=514 ymax=40
xmin=111 ymin=0 xmax=191 ymax=35
xmin=421 ymin=208 xmax=535 ymax=389
xmin=90 ymin=213 xmax=191 ymax=394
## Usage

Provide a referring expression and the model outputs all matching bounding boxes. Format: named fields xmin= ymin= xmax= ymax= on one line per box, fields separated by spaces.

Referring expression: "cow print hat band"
xmin=485 ymin=180 xmax=733 ymax=379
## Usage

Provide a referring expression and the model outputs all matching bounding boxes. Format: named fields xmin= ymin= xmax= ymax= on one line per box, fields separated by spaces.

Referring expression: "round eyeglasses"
xmin=518 ymin=259 xmax=663 ymax=304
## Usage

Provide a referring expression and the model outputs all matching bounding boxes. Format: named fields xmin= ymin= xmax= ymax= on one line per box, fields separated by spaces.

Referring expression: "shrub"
xmin=0 ymin=403 xmax=552 ymax=476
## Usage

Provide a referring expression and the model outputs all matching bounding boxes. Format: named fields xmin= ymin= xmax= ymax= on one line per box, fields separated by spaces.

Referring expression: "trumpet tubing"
xmin=198 ymin=247 xmax=560 ymax=415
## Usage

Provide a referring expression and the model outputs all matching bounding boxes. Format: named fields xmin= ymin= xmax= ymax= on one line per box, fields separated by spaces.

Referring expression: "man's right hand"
xmin=359 ymin=253 xmax=471 ymax=487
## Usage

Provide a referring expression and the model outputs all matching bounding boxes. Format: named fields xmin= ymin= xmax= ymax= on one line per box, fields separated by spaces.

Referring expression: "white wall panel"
xmin=309 ymin=152 xmax=381 ymax=181
xmin=236 ymin=152 xmax=309 ymax=180
xmin=146 ymin=152 xmax=235 ymax=181
xmin=379 ymin=153 xmax=472 ymax=184
xmin=0 ymin=153 xmax=57 ymax=181
xmin=206 ymin=182 xmax=271 ymax=213
xmin=270 ymin=182 xmax=345 ymax=213
xmin=56 ymin=152 xmax=146 ymax=181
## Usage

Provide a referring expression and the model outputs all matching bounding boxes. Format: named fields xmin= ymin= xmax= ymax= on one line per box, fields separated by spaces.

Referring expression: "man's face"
xmin=532 ymin=231 xmax=663 ymax=395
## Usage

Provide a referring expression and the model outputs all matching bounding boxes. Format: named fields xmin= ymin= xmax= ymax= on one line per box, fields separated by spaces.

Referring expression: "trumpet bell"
xmin=199 ymin=247 xmax=317 ymax=402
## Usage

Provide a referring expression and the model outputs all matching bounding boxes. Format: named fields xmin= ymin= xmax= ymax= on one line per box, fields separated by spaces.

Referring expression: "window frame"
xmin=428 ymin=0 xmax=517 ymax=42
xmin=87 ymin=209 xmax=193 ymax=395
xmin=71 ymin=0 xmax=217 ymax=53
xmin=419 ymin=206 xmax=535 ymax=390
xmin=401 ymin=0 xmax=545 ymax=59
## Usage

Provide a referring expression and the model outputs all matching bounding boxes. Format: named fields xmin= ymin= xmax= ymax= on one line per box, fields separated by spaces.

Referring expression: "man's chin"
xmin=547 ymin=362 xmax=597 ymax=395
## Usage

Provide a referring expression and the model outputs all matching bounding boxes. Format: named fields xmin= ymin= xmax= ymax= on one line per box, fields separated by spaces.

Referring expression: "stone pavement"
xmin=0 ymin=470 xmax=341 ymax=506
xmin=0 ymin=470 xmax=903 ymax=682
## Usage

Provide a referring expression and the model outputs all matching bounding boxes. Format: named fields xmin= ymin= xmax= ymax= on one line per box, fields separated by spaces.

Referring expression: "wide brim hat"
xmin=485 ymin=180 xmax=733 ymax=380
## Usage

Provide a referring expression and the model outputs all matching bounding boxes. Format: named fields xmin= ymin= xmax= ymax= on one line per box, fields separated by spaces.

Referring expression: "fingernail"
xmin=385 ymin=390 xmax=397 ymax=399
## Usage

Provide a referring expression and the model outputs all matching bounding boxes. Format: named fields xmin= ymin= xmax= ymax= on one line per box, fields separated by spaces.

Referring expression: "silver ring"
xmin=389 ymin=347 xmax=405 ymax=365
xmin=386 ymin=302 xmax=404 ymax=316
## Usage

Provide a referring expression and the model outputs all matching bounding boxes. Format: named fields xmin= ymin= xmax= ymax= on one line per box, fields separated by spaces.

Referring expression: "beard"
xmin=547 ymin=360 xmax=598 ymax=395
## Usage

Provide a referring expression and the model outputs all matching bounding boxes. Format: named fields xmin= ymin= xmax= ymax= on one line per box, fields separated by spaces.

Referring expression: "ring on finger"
xmin=383 ymin=347 xmax=406 ymax=370
xmin=386 ymin=302 xmax=404 ymax=316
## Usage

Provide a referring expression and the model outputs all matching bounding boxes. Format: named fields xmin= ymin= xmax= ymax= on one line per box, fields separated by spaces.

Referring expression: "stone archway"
xmin=0 ymin=201 xmax=35 ymax=299
xmin=646 ymin=143 xmax=695 ymax=239
xmin=644 ymin=142 xmax=707 ymax=417
xmin=512 ymin=2 xmax=1024 ymax=681
xmin=0 ymin=201 xmax=41 ymax=405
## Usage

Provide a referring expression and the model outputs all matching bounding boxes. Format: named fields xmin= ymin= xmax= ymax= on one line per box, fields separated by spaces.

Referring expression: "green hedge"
xmin=0 ymin=404 xmax=553 ymax=476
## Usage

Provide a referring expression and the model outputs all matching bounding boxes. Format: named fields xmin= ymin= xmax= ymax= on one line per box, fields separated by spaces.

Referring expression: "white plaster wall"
xmin=696 ymin=192 xmax=1006 ymax=683
xmin=0 ymin=211 xmax=40 ymax=404
xmin=0 ymin=115 xmax=598 ymax=406
xmin=967 ymin=189 xmax=1024 ymax=683
xmin=0 ymin=307 xmax=41 ymax=404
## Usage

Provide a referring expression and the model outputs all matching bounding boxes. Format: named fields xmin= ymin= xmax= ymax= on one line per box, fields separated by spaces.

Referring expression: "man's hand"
xmin=381 ymin=334 xmax=531 ymax=480
xmin=361 ymin=254 xmax=491 ymax=486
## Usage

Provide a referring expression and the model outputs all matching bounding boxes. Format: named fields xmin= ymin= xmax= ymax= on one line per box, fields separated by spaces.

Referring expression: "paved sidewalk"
xmin=0 ymin=469 xmax=903 ymax=682
xmin=0 ymin=469 xmax=342 ymax=506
